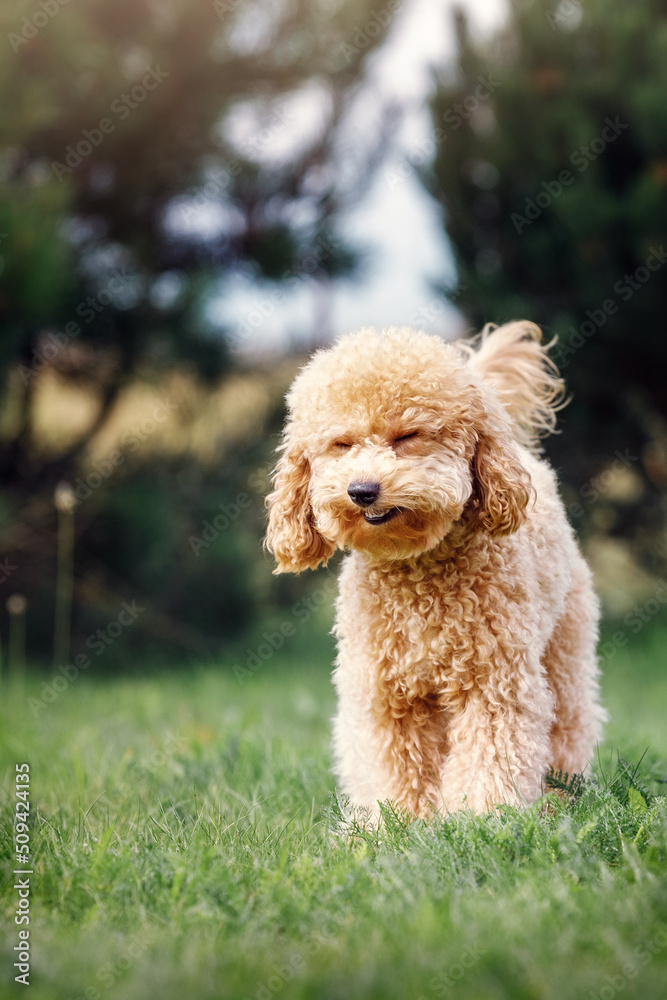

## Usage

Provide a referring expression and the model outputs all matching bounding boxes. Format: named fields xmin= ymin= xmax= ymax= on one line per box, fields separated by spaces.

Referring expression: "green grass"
xmin=1 ymin=622 xmax=667 ymax=1000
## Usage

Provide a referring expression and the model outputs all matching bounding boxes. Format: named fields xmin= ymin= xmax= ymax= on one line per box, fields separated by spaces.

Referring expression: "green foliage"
xmin=332 ymin=777 xmax=667 ymax=885
xmin=59 ymin=434 xmax=335 ymax=664
xmin=1 ymin=628 xmax=667 ymax=999
xmin=0 ymin=0 xmax=390 ymax=391
xmin=426 ymin=0 xmax=667 ymax=565
xmin=544 ymin=766 xmax=586 ymax=800
xmin=0 ymin=182 xmax=74 ymax=341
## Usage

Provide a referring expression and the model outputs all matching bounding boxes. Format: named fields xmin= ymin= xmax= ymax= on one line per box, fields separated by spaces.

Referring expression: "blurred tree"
xmin=425 ymin=0 xmax=667 ymax=571
xmin=0 ymin=0 xmax=398 ymax=662
xmin=0 ymin=0 xmax=395 ymax=483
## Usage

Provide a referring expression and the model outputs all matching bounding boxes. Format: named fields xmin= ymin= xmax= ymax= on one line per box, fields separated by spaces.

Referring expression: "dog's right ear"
xmin=264 ymin=437 xmax=335 ymax=574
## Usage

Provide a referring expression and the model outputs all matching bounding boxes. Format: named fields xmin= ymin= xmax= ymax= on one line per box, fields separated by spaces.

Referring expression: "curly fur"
xmin=265 ymin=324 xmax=606 ymax=816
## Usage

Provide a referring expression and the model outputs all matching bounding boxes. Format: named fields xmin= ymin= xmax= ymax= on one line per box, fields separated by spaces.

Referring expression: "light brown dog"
xmin=266 ymin=323 xmax=606 ymax=816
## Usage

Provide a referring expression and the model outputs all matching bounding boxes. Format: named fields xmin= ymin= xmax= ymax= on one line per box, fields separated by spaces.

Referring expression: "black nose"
xmin=347 ymin=481 xmax=380 ymax=507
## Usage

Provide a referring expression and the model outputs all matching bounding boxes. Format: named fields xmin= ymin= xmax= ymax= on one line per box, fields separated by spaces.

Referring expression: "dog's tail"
xmin=460 ymin=321 xmax=567 ymax=450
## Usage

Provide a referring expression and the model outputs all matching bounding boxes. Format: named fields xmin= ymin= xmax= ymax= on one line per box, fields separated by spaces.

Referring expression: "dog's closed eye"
xmin=392 ymin=431 xmax=419 ymax=448
xmin=333 ymin=440 xmax=353 ymax=451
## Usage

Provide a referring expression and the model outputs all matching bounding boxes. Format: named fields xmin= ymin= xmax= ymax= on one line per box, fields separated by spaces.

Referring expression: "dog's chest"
xmin=354 ymin=555 xmax=485 ymax=695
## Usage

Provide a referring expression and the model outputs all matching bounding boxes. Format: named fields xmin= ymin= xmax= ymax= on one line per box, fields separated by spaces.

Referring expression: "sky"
xmin=216 ymin=0 xmax=509 ymax=356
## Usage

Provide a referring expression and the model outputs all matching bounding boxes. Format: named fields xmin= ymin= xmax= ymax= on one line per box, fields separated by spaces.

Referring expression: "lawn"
xmin=1 ymin=620 xmax=666 ymax=1000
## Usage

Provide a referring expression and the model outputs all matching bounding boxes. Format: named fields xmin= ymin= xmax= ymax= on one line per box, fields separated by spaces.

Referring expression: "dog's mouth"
xmin=363 ymin=507 xmax=404 ymax=525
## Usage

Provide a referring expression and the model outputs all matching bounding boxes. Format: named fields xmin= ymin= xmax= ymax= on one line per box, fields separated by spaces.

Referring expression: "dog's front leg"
xmin=437 ymin=661 xmax=555 ymax=813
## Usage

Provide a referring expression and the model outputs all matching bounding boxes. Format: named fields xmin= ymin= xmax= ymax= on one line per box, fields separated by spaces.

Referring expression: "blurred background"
xmin=1 ymin=0 xmax=666 ymax=673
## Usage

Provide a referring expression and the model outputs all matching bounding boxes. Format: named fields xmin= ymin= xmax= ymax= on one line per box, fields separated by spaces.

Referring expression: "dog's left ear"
xmin=264 ymin=437 xmax=335 ymax=574
xmin=470 ymin=407 xmax=533 ymax=537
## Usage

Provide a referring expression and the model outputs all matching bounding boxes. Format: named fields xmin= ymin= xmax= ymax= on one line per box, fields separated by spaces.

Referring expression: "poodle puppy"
xmin=265 ymin=323 xmax=606 ymax=816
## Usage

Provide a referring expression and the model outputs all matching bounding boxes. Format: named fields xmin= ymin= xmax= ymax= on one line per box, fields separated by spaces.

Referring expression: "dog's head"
xmin=265 ymin=327 xmax=532 ymax=572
